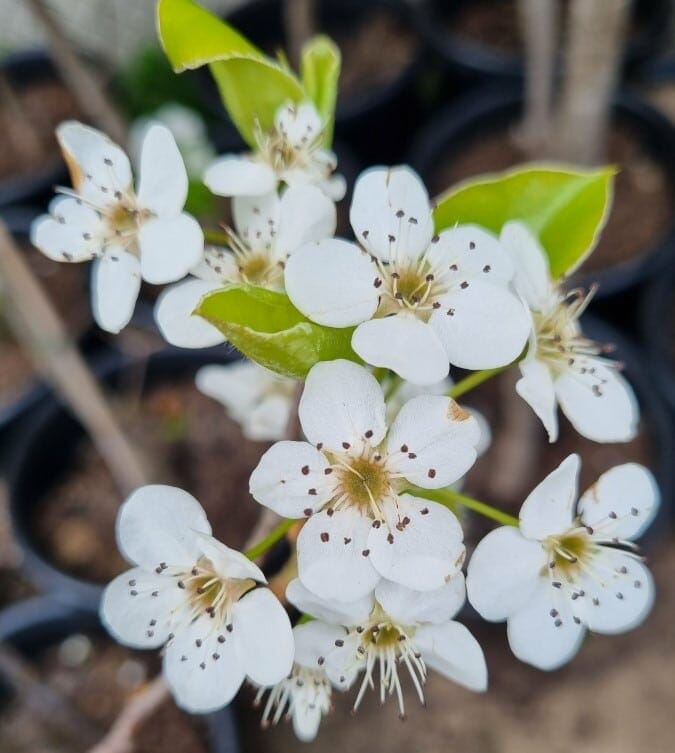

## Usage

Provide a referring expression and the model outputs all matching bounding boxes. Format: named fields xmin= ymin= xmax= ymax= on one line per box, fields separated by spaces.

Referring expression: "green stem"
xmin=413 ymin=487 xmax=519 ymax=527
xmin=447 ymin=365 xmax=508 ymax=400
xmin=203 ymin=228 xmax=230 ymax=245
xmin=245 ymin=519 xmax=295 ymax=560
xmin=383 ymin=374 xmax=402 ymax=402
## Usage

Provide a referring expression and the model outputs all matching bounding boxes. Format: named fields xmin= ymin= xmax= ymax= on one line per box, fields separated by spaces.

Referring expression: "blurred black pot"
xmin=0 ymin=596 xmax=240 ymax=753
xmin=408 ymin=84 xmax=675 ymax=300
xmin=641 ymin=262 xmax=675 ymax=414
xmin=415 ymin=0 xmax=671 ymax=83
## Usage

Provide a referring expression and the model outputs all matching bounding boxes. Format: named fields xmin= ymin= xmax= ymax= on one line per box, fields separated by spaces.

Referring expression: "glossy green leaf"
xmin=301 ymin=35 xmax=341 ymax=147
xmin=196 ymin=285 xmax=360 ymax=378
xmin=433 ymin=164 xmax=615 ymax=279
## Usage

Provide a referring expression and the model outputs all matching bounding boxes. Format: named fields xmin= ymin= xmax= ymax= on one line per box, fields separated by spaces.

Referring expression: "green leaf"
xmin=301 ymin=35 xmax=341 ymax=147
xmin=433 ymin=164 xmax=616 ymax=279
xmin=157 ymin=0 xmax=305 ymax=147
xmin=196 ymin=285 xmax=360 ymax=378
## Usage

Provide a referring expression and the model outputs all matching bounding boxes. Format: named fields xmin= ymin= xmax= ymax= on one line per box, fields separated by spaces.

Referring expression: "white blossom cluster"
xmin=30 ymin=99 xmax=660 ymax=743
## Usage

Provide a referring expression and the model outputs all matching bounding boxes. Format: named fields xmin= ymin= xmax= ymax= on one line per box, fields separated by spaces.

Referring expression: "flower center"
xmin=544 ymin=530 xmax=592 ymax=578
xmin=180 ymin=558 xmax=255 ymax=623
xmin=333 ymin=452 xmax=395 ymax=513
xmin=377 ymin=262 xmax=443 ymax=319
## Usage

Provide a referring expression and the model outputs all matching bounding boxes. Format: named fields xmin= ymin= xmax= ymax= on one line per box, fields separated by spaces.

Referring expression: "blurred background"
xmin=0 ymin=1 xmax=673 ymax=752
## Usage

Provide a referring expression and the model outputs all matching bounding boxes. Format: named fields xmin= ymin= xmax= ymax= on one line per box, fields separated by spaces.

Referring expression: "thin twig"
xmin=0 ymin=222 xmax=146 ymax=495
xmin=25 ymin=0 xmax=128 ymax=147
xmin=283 ymin=0 xmax=316 ymax=69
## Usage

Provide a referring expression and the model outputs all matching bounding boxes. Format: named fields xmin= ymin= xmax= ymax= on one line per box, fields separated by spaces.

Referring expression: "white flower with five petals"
xmin=31 ymin=121 xmax=203 ymax=333
xmin=501 ymin=221 xmax=639 ymax=442
xmin=204 ymin=101 xmax=345 ymax=201
xmin=286 ymin=575 xmax=487 ymax=719
xmin=466 ymin=454 xmax=659 ymax=670
xmin=100 ymin=485 xmax=294 ymax=713
xmin=284 ymin=166 xmax=531 ymax=385
xmin=155 ymin=184 xmax=336 ymax=347
xmin=249 ymin=359 xmax=480 ymax=601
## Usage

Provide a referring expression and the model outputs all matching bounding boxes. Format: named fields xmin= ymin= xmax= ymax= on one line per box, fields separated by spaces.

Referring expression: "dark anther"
xmin=320 ymin=532 xmax=330 ymax=542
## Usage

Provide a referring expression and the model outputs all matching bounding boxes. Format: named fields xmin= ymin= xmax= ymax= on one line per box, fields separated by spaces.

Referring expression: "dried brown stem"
xmin=283 ymin=0 xmax=316 ymax=69
xmin=0 ymin=222 xmax=146 ymax=495
xmin=25 ymin=0 xmax=128 ymax=147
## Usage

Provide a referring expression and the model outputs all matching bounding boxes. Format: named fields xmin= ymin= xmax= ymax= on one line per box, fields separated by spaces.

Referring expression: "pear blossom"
xmin=196 ymin=361 xmax=297 ymax=441
xmin=255 ymin=621 xmax=350 ymax=742
xmin=100 ymin=485 xmax=294 ymax=713
xmin=284 ymin=166 xmax=531 ymax=385
xmin=286 ymin=575 xmax=487 ymax=719
xmin=466 ymin=455 xmax=659 ymax=670
xmin=31 ymin=121 xmax=203 ymax=333
xmin=249 ymin=359 xmax=480 ymax=601
xmin=500 ymin=221 xmax=638 ymax=443
xmin=155 ymin=184 xmax=336 ymax=347
xmin=204 ymin=101 xmax=345 ymax=201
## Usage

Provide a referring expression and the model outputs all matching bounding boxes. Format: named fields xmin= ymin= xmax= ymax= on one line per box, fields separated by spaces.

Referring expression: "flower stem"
xmin=245 ymin=519 xmax=295 ymax=560
xmin=413 ymin=487 xmax=519 ymax=527
xmin=447 ymin=366 xmax=508 ymax=400
xmin=203 ymin=228 xmax=230 ymax=245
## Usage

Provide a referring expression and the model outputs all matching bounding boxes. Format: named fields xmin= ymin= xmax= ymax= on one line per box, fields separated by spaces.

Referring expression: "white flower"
xmin=204 ymin=101 xmax=345 ymax=201
xmin=196 ymin=361 xmax=296 ymax=441
xmin=284 ymin=166 xmax=531 ymax=385
xmin=31 ymin=121 xmax=203 ymax=333
xmin=466 ymin=454 xmax=659 ymax=671
xmin=155 ymin=184 xmax=336 ymax=347
xmin=255 ymin=621 xmax=348 ymax=742
xmin=249 ymin=359 xmax=480 ymax=601
xmin=286 ymin=575 xmax=487 ymax=719
xmin=501 ymin=221 xmax=639 ymax=443
xmin=100 ymin=485 xmax=294 ymax=713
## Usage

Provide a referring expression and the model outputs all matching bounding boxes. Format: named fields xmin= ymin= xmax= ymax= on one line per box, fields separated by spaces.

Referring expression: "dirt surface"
xmin=0 ymin=635 xmax=209 ymax=753
xmin=335 ymin=9 xmax=418 ymax=98
xmin=34 ymin=377 xmax=266 ymax=583
xmin=0 ymin=80 xmax=80 ymax=180
xmin=429 ymin=124 xmax=671 ymax=278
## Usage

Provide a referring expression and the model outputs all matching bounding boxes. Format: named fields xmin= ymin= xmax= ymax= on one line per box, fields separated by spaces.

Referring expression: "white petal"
xmin=100 ymin=567 xmax=185 ymax=649
xmin=292 ymin=621 xmax=350 ymax=669
xmin=429 ymin=278 xmax=531 ymax=369
xmin=136 ymin=123 xmax=188 ymax=216
xmin=284 ymin=238 xmax=378 ymax=327
xmin=578 ymin=551 xmax=654 ymax=634
xmin=321 ymin=172 xmax=347 ymax=201
xmin=31 ymin=201 xmax=101 ymax=262
xmin=190 ymin=245 xmax=239 ymax=283
xmin=297 ymin=508 xmax=381 ymax=602
xmin=245 ymin=394 xmax=293 ymax=441
xmin=500 ymin=221 xmax=552 ymax=310
xmin=352 ymin=315 xmax=450 ymax=385
xmin=91 ymin=249 xmax=140 ymax=334
xmin=555 ymin=362 xmax=639 ymax=443
xmin=376 ymin=574 xmax=466 ymax=625
xmin=203 ymin=155 xmax=277 ymax=197
xmin=415 ymin=621 xmax=487 ymax=692
xmin=117 ymin=485 xmax=211 ymax=570
xmin=233 ymin=587 xmax=294 ymax=685
xmin=164 ymin=616 xmax=244 ymax=713
xmin=249 ymin=440 xmax=332 ymax=518
xmin=155 ymin=279 xmax=225 ymax=348
xmin=138 ymin=213 xmax=204 ymax=284
xmin=286 ymin=578 xmax=374 ymax=626
xmin=275 ymin=101 xmax=323 ymax=150
xmin=276 ymin=184 xmax=337 ymax=255
xmin=466 ymin=526 xmax=546 ymax=621
xmin=519 ymin=454 xmax=580 ymax=540
xmin=368 ymin=495 xmax=465 ymax=591
xmin=292 ymin=703 xmax=323 ymax=743
xmin=299 ymin=360 xmax=386 ymax=451
xmin=323 ymin=633 xmax=364 ymax=690
xmin=232 ymin=191 xmax=280 ymax=251
xmin=196 ymin=361 xmax=272 ymax=420
xmin=578 ymin=463 xmax=660 ymax=540
xmin=430 ymin=225 xmax=514 ymax=284
xmin=506 ymin=581 xmax=585 ymax=670
xmin=57 ymin=120 xmax=132 ymax=202
xmin=516 ymin=358 xmax=559 ymax=442
xmin=386 ymin=394 xmax=481 ymax=487
xmin=195 ymin=533 xmax=266 ymax=583
xmin=349 ymin=166 xmax=434 ymax=262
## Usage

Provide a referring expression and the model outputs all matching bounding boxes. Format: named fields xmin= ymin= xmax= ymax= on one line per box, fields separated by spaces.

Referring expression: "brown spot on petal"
xmin=447 ymin=401 xmax=471 ymax=421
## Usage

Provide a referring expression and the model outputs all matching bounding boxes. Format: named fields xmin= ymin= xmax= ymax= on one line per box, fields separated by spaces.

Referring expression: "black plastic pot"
xmin=199 ymin=0 xmax=426 ymax=163
xmin=415 ymin=0 xmax=671 ymax=83
xmin=6 ymin=347 xmax=243 ymax=608
xmin=0 ymin=596 xmax=240 ymax=753
xmin=641 ymin=261 xmax=675 ymax=414
xmin=0 ymin=51 xmax=72 ymax=209
xmin=408 ymin=84 xmax=675 ymax=300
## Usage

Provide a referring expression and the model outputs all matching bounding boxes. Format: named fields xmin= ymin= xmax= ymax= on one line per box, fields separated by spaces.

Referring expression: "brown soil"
xmin=0 ymin=79 xmax=80 ymax=180
xmin=429 ymin=124 xmax=672 ymax=278
xmin=0 ymin=634 xmax=209 ymax=753
xmin=335 ymin=10 xmax=418 ymax=98
xmin=33 ymin=376 xmax=266 ymax=584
